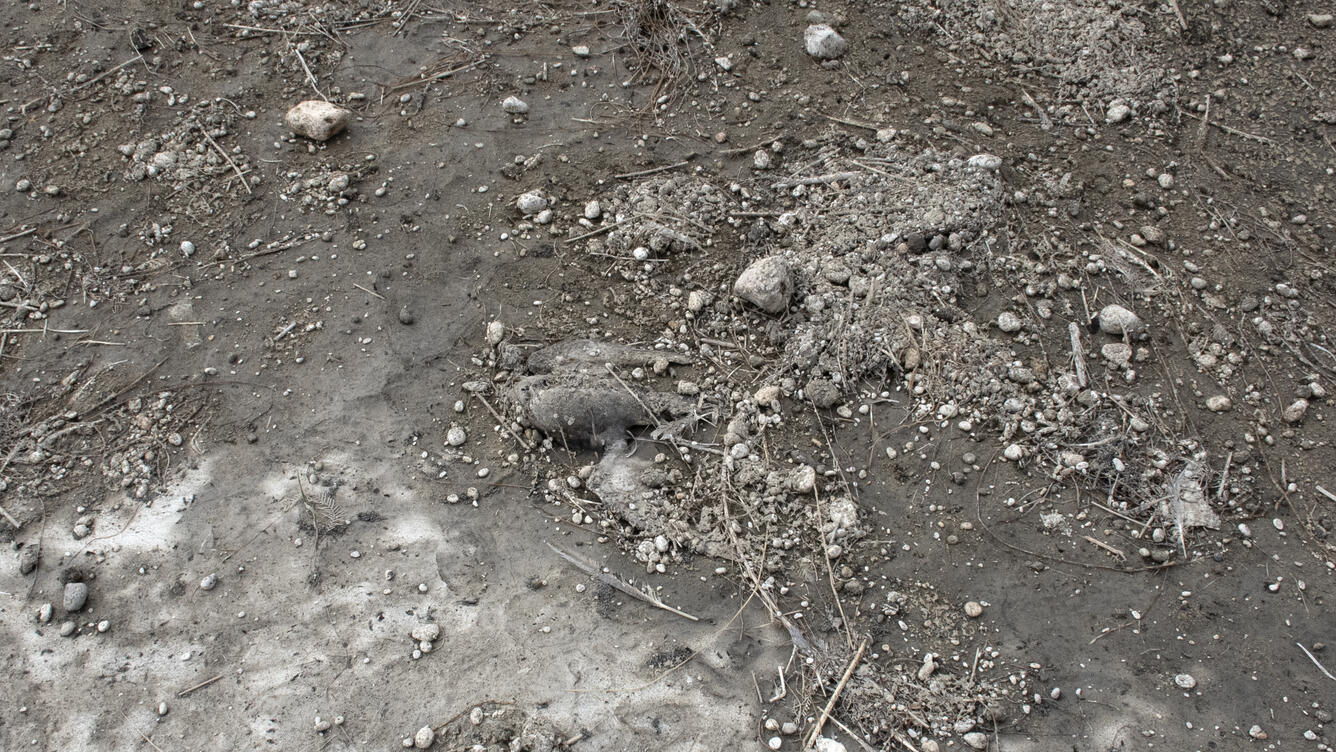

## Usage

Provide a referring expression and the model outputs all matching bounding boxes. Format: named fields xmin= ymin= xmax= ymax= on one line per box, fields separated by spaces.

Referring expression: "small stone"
xmin=1248 ymin=725 xmax=1266 ymax=740
xmin=1282 ymin=399 xmax=1308 ymax=424
xmin=398 ymin=306 xmax=415 ymax=325
xmin=1101 ymin=343 xmax=1132 ymax=367
xmin=1106 ymin=102 xmax=1131 ymax=123
xmin=410 ymin=623 xmax=441 ymax=643
xmin=583 ymin=200 xmax=602 ymax=220
xmin=755 ymin=385 xmax=781 ymax=404
xmin=768 ymin=737 xmax=782 ymax=751
xmin=485 ymin=320 xmax=505 ymax=347
xmin=996 ymin=311 xmax=1021 ymax=333
xmin=59 ymin=620 xmax=76 ymax=637
xmin=469 ymin=707 xmax=485 ymax=725
xmin=157 ymin=702 xmax=169 ymax=716
xmin=1174 ymin=673 xmax=1197 ymax=690
xmin=314 ymin=717 xmax=332 ymax=733
xmin=1309 ymin=13 xmax=1334 ymax=28
xmin=964 ymin=601 xmax=984 ymax=618
xmin=446 ymin=426 xmax=467 ymax=446
xmin=63 ymin=581 xmax=88 ymax=612
xmin=1097 ymin=304 xmax=1143 ymax=336
xmin=572 ymin=45 xmax=591 ymax=57
xmin=805 ymin=378 xmax=840 ymax=409
xmin=199 ymin=573 xmax=217 ymax=591
xmin=967 ymin=153 xmax=1002 ymax=170
xmin=791 ymin=465 xmax=817 ymax=493
xmin=516 ymin=191 xmax=547 ymax=215
xmin=501 ymin=96 xmax=529 ymax=114
xmin=15 ymin=178 xmax=31 ymax=192
xmin=285 ymin=100 xmax=352 ymax=142
xmin=1140 ymin=225 xmax=1165 ymax=245
xmin=963 ymin=731 xmax=989 ymax=750
xmin=734 ymin=256 xmax=792 ymax=313
xmin=180 ymin=240 xmax=195 ymax=256
xmin=1158 ymin=173 xmax=1175 ymax=189
xmin=414 ymin=725 xmax=435 ymax=748
xmin=814 ymin=739 xmax=847 ymax=752
xmin=1003 ymin=444 xmax=1024 ymax=461
xmin=1206 ymin=395 xmax=1232 ymax=413
xmin=18 ymin=545 xmax=39 ymax=575
xmin=37 ymin=602 xmax=52 ymax=623
xmin=804 ymin=25 xmax=847 ymax=60
xmin=715 ymin=56 xmax=733 ymax=72
xmin=752 ymin=150 xmax=772 ymax=170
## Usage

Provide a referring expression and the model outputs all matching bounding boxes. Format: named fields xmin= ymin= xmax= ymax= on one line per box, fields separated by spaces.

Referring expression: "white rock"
xmin=968 ymin=153 xmax=1002 ymax=170
xmin=516 ymin=191 xmax=547 ymax=215
xmin=1282 ymin=398 xmax=1308 ymax=424
xmin=814 ymin=739 xmax=847 ymax=752
xmin=410 ymin=623 xmax=441 ymax=643
xmin=1003 ymin=444 xmax=1024 ymax=461
xmin=414 ymin=725 xmax=435 ymax=748
xmin=687 ymin=289 xmax=712 ymax=313
xmin=734 ymin=256 xmax=792 ymax=313
xmin=446 ymin=426 xmax=467 ymax=447
xmin=715 ymin=56 xmax=733 ymax=71
xmin=1097 ymin=304 xmax=1143 ymax=336
xmin=791 ymin=464 xmax=817 ymax=493
xmin=583 ymin=200 xmax=602 ymax=220
xmin=285 ymin=100 xmax=352 ymax=142
xmin=964 ymin=601 xmax=984 ymax=618
xmin=1105 ymin=102 xmax=1131 ymax=124
xmin=485 ymin=320 xmax=505 ymax=346
xmin=1174 ymin=673 xmax=1197 ymax=689
xmin=199 ymin=573 xmax=218 ymax=591
xmin=501 ymin=96 xmax=529 ymax=114
xmin=180 ymin=240 xmax=195 ymax=257
xmin=1206 ymin=395 xmax=1232 ymax=413
xmin=996 ymin=311 xmax=1021 ymax=333
xmin=571 ymin=45 xmax=591 ymax=57
xmin=804 ymin=24 xmax=847 ymax=59
xmin=755 ymin=385 xmax=781 ymax=404
xmin=963 ymin=731 xmax=989 ymax=749
xmin=753 ymin=150 xmax=772 ymax=170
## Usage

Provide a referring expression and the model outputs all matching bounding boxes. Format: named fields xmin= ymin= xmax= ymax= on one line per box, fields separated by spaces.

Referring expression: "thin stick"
xmin=604 ymin=364 xmax=661 ymax=427
xmin=167 ymin=321 xmax=204 ymax=326
xmin=198 ymin=128 xmax=253 ymax=195
xmin=1082 ymin=534 xmax=1127 ymax=561
xmin=775 ymin=171 xmax=860 ymax=189
xmin=472 ymin=393 xmax=534 ymax=451
xmin=177 ymin=673 xmax=223 ymax=697
xmin=827 ymin=716 xmax=880 ymax=752
xmin=352 ymin=283 xmax=384 ymax=300
xmin=70 ymin=56 xmax=142 ymax=93
xmin=614 ymin=160 xmax=690 ymax=180
xmin=1168 ymin=0 xmax=1188 ymax=30
xmin=1315 ymin=484 xmax=1336 ymax=504
xmin=0 ymin=227 xmax=37 ymax=244
xmin=1180 ymin=111 xmax=1274 ymax=145
xmin=806 ymin=639 xmax=867 ymax=748
xmin=291 ymin=44 xmax=326 ymax=101
xmin=1068 ymin=322 xmax=1088 ymax=388
xmin=1297 ymin=642 xmax=1336 ymax=682
xmin=545 ymin=542 xmax=699 ymax=621
xmin=819 ymin=112 xmax=878 ymax=132
xmin=0 ymin=501 xmax=20 ymax=529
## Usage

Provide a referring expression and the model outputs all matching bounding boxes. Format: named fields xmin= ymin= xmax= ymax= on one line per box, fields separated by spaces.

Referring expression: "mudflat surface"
xmin=1 ymin=2 xmax=1334 ymax=751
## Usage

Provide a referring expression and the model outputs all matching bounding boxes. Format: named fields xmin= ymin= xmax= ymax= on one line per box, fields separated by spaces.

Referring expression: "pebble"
xmin=814 ymin=739 xmax=847 ymax=752
xmin=398 ymin=306 xmax=415 ymax=325
xmin=1282 ymin=398 xmax=1308 ymax=424
xmin=996 ymin=311 xmax=1021 ymax=333
xmin=180 ymin=240 xmax=195 ymax=256
xmin=516 ymin=191 xmax=547 ymax=215
xmin=768 ymin=737 xmax=782 ymax=750
xmin=804 ymin=25 xmax=847 ymax=59
xmin=964 ymin=601 xmax=984 ymax=618
xmin=501 ymin=96 xmax=529 ymax=114
xmin=63 ymin=581 xmax=88 ymax=612
xmin=1106 ymin=102 xmax=1131 ymax=123
xmin=967 ymin=153 xmax=1002 ymax=171
xmin=1206 ymin=395 xmax=1232 ymax=413
xmin=1248 ymin=725 xmax=1267 ymax=740
xmin=59 ymin=620 xmax=76 ymax=637
xmin=15 ymin=178 xmax=30 ymax=192
xmin=1309 ymin=13 xmax=1334 ymax=28
xmin=38 ymin=602 xmax=52 ymax=623
xmin=963 ymin=731 xmax=989 ymax=750
xmin=734 ymin=256 xmax=792 ymax=313
xmin=485 ymin=320 xmax=505 ymax=346
xmin=285 ymin=100 xmax=352 ymax=142
xmin=583 ymin=200 xmax=602 ymax=220
xmin=414 ymin=725 xmax=435 ymax=748
xmin=572 ymin=45 xmax=590 ymax=57
xmin=411 ymin=623 xmax=441 ymax=643
xmin=1097 ymin=304 xmax=1142 ymax=336
xmin=1174 ymin=673 xmax=1197 ymax=690
xmin=199 ymin=573 xmax=218 ymax=591
xmin=1003 ymin=444 xmax=1024 ymax=461
xmin=447 ymin=426 xmax=467 ymax=446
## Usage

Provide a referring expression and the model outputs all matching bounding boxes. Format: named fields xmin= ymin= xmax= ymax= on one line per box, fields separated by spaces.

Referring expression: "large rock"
xmin=804 ymin=24 xmax=848 ymax=59
xmin=284 ymin=100 xmax=352 ymax=142
xmin=734 ymin=256 xmax=792 ymax=313
xmin=63 ymin=581 xmax=88 ymax=612
xmin=1097 ymin=304 xmax=1143 ymax=336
